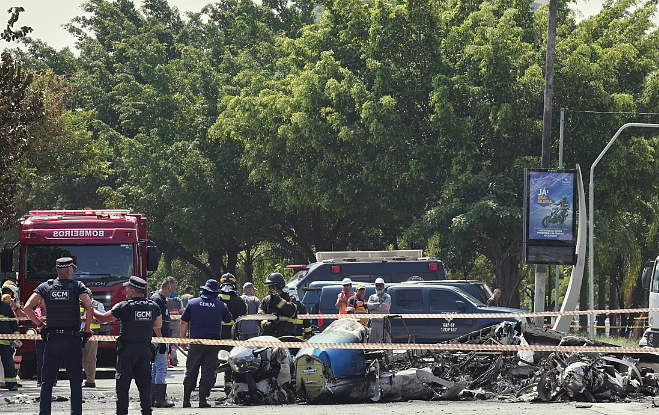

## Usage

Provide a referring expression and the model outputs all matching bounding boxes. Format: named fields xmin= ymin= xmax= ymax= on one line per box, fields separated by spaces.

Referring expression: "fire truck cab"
xmin=1 ymin=209 xmax=159 ymax=379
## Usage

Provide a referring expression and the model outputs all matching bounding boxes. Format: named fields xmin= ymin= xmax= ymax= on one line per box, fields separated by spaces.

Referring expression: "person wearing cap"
xmin=80 ymin=288 xmax=105 ymax=387
xmin=23 ymin=257 xmax=94 ymax=415
xmin=218 ymin=273 xmax=246 ymax=395
xmin=335 ymin=278 xmax=355 ymax=314
xmin=347 ymin=284 xmax=369 ymax=325
xmin=367 ymin=277 xmax=392 ymax=344
xmin=150 ymin=276 xmax=178 ymax=408
xmin=92 ymin=276 xmax=163 ymax=415
xmin=239 ymin=282 xmax=261 ymax=340
xmin=179 ymin=279 xmax=232 ymax=408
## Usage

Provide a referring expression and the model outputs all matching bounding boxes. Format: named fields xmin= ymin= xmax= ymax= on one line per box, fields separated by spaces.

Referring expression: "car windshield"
xmin=452 ymin=287 xmax=485 ymax=306
xmin=25 ymin=244 xmax=135 ymax=282
xmin=286 ymin=270 xmax=307 ymax=286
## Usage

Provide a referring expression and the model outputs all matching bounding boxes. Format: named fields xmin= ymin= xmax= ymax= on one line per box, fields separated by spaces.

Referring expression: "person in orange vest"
xmin=335 ymin=278 xmax=355 ymax=314
xmin=347 ymin=284 xmax=369 ymax=325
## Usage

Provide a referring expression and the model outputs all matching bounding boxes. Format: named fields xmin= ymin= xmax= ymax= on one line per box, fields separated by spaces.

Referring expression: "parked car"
xmin=387 ymin=283 xmax=529 ymax=343
xmin=402 ymin=279 xmax=493 ymax=304
xmin=306 ymin=282 xmax=529 ymax=343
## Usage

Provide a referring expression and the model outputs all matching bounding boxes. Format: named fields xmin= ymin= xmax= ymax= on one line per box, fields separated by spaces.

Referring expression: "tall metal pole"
xmin=535 ymin=0 xmax=557 ymax=324
xmin=555 ymin=107 xmax=564 ymax=315
xmin=589 ymin=123 xmax=659 ymax=337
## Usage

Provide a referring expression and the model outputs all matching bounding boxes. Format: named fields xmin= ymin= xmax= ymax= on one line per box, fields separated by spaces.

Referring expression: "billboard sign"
xmin=528 ymin=171 xmax=574 ymax=241
xmin=523 ymin=169 xmax=577 ymax=265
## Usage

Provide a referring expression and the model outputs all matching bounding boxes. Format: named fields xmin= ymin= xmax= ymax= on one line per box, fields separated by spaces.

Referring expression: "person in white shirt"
xmin=366 ymin=278 xmax=391 ymax=343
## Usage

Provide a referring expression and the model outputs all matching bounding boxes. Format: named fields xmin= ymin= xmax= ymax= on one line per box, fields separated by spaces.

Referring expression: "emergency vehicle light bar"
xmin=29 ymin=210 xmax=130 ymax=217
xmin=316 ymin=250 xmax=424 ymax=262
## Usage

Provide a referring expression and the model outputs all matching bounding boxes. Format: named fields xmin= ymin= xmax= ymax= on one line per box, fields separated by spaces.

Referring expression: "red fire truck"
xmin=0 ymin=209 xmax=158 ymax=379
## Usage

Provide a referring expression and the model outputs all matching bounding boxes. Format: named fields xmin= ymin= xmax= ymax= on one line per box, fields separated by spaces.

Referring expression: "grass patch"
xmin=593 ymin=335 xmax=638 ymax=347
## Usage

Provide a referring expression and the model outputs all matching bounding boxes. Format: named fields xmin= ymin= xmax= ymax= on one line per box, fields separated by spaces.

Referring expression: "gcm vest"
xmin=120 ymin=299 xmax=156 ymax=343
xmin=43 ymin=279 xmax=81 ymax=328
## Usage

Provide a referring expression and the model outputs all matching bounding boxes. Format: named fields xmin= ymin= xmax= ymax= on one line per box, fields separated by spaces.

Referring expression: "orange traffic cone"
xmin=167 ymin=353 xmax=173 ymax=369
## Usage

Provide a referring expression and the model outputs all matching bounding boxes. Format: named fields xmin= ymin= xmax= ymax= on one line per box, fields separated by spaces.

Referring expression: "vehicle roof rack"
xmin=315 ymin=250 xmax=424 ymax=262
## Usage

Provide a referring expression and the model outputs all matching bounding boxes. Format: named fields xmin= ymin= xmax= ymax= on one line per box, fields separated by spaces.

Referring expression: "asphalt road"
xmin=0 ymin=352 xmax=656 ymax=415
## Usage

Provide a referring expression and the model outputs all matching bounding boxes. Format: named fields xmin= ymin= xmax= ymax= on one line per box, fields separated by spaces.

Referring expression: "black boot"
xmin=183 ymin=384 xmax=193 ymax=408
xmin=199 ymin=386 xmax=211 ymax=408
xmin=153 ymin=384 xmax=175 ymax=408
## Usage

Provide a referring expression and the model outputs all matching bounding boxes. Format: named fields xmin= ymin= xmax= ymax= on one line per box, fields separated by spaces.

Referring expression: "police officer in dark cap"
xmin=24 ymin=257 xmax=94 ymax=415
xmin=92 ymin=276 xmax=163 ymax=415
xmin=179 ymin=279 xmax=232 ymax=408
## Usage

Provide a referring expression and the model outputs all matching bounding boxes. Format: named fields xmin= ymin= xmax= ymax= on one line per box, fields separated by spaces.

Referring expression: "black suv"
xmin=286 ymin=250 xmax=445 ymax=300
xmin=305 ymin=282 xmax=528 ymax=342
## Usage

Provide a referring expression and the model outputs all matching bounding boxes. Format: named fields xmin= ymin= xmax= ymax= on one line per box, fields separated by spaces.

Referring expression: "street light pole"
xmin=588 ymin=123 xmax=659 ymax=337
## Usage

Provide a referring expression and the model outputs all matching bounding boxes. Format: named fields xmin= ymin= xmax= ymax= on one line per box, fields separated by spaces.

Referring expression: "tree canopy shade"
xmin=1 ymin=8 xmax=42 ymax=231
xmin=9 ymin=0 xmax=659 ymax=313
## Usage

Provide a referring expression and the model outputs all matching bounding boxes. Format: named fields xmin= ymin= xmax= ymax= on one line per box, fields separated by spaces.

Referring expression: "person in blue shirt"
xmin=179 ymin=279 xmax=232 ymax=408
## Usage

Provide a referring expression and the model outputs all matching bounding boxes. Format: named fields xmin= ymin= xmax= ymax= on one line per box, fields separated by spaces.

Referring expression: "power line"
xmin=565 ymin=109 xmax=659 ymax=116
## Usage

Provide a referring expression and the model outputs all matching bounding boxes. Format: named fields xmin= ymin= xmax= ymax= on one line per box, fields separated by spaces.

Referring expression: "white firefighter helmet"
xmin=1 ymin=280 xmax=18 ymax=296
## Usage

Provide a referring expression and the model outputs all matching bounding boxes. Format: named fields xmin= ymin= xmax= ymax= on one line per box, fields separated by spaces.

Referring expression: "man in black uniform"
xmin=258 ymin=272 xmax=297 ymax=337
xmin=23 ymin=257 xmax=94 ymax=415
xmin=93 ymin=276 xmax=163 ymax=415
xmin=218 ymin=273 xmax=246 ymax=394
xmin=179 ymin=279 xmax=232 ymax=408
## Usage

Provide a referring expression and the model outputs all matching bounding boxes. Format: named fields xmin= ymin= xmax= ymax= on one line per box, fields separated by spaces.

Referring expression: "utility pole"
xmin=535 ymin=0 xmax=557 ymax=324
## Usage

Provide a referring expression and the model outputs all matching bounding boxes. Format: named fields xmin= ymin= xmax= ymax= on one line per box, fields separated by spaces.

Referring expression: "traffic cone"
xmin=167 ymin=354 xmax=173 ymax=369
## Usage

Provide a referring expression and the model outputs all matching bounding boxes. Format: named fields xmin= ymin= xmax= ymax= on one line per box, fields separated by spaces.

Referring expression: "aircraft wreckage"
xmin=218 ymin=319 xmax=659 ymax=405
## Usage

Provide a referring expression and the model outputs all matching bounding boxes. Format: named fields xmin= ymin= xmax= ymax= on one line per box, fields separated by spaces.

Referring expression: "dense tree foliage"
xmin=6 ymin=0 xmax=659 ymax=316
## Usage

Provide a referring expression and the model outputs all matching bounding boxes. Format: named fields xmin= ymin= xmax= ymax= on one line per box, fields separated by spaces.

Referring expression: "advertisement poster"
xmin=528 ymin=171 xmax=574 ymax=241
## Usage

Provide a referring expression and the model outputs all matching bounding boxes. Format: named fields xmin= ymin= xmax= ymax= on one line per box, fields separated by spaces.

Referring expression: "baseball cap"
xmin=356 ymin=284 xmax=366 ymax=290
xmin=243 ymin=282 xmax=254 ymax=290
xmin=56 ymin=257 xmax=77 ymax=269
xmin=123 ymin=276 xmax=147 ymax=290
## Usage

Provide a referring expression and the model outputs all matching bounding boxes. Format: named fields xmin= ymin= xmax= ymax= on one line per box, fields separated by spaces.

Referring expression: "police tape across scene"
xmin=0 ymin=332 xmax=658 ymax=354
xmin=2 ymin=306 xmax=659 ymax=321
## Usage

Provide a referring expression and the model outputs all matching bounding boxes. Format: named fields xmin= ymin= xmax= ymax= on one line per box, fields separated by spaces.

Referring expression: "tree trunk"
xmin=208 ymin=248 xmax=224 ymax=279
xmin=243 ymin=247 xmax=254 ymax=283
xmin=496 ymin=254 xmax=521 ymax=309
xmin=579 ymin=260 xmax=589 ymax=333
xmin=609 ymin=273 xmax=618 ymax=337
xmin=596 ymin=273 xmax=606 ymax=336
xmin=226 ymin=244 xmax=240 ymax=276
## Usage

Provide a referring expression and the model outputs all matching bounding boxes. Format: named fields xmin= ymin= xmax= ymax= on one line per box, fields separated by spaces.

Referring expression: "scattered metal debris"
xmin=224 ymin=335 xmax=296 ymax=405
xmin=221 ymin=320 xmax=659 ymax=405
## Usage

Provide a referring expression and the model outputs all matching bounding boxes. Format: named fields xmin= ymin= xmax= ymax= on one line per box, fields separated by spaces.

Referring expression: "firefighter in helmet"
xmin=258 ymin=272 xmax=297 ymax=337
xmin=218 ymin=273 xmax=246 ymax=395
